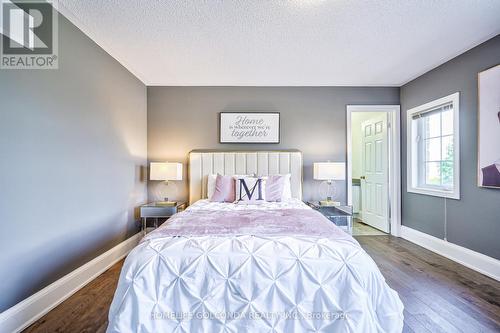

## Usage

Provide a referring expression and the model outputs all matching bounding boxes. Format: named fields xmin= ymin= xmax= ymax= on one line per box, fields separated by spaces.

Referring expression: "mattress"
xmin=107 ymin=199 xmax=404 ymax=332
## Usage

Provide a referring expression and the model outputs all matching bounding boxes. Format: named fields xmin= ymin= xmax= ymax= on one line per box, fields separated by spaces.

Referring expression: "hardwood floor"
xmin=24 ymin=236 xmax=500 ymax=333
xmin=357 ymin=236 xmax=500 ymax=333
xmin=353 ymin=218 xmax=387 ymax=236
xmin=24 ymin=259 xmax=124 ymax=333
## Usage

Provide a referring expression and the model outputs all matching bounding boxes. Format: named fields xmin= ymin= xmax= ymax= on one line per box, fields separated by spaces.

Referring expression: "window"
xmin=407 ymin=92 xmax=460 ymax=199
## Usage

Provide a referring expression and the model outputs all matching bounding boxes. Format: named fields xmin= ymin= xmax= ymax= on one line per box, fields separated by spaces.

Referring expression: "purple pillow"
xmin=210 ymin=175 xmax=235 ymax=202
xmin=265 ymin=175 xmax=285 ymax=202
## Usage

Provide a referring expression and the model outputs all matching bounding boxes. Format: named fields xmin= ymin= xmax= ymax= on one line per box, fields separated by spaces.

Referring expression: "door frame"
xmin=346 ymin=105 xmax=401 ymax=237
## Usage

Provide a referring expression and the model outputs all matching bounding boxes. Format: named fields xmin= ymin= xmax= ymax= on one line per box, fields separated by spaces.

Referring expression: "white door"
xmin=361 ymin=113 xmax=389 ymax=232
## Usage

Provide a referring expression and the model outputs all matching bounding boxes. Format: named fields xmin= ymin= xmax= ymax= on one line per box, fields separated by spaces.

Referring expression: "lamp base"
xmin=319 ymin=200 xmax=340 ymax=207
xmin=154 ymin=201 xmax=176 ymax=207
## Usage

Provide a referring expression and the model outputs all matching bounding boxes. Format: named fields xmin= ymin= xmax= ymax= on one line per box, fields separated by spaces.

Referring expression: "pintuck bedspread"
xmin=107 ymin=200 xmax=404 ymax=332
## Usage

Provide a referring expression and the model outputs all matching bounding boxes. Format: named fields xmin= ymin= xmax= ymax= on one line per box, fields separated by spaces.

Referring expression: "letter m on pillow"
xmin=238 ymin=178 xmax=263 ymax=201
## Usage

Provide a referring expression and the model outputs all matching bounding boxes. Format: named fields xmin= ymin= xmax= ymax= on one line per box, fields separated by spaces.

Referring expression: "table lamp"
xmin=313 ymin=162 xmax=345 ymax=206
xmin=150 ymin=162 xmax=183 ymax=204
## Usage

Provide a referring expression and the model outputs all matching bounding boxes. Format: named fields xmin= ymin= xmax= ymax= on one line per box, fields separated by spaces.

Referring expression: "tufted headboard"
xmin=189 ymin=150 xmax=303 ymax=204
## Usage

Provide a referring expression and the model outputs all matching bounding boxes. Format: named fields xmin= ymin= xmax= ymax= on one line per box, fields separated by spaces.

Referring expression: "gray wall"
xmin=401 ymin=35 xmax=500 ymax=259
xmin=0 ymin=15 xmax=147 ymax=311
xmin=147 ymin=87 xmax=399 ymax=203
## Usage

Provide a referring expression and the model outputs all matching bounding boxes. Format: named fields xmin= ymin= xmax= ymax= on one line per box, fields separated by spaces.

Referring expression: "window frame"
xmin=407 ymin=92 xmax=460 ymax=199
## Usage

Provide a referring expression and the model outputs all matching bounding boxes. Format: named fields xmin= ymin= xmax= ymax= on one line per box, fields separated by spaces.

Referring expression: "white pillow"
xmin=234 ymin=176 xmax=266 ymax=202
xmin=207 ymin=174 xmax=218 ymax=199
xmin=281 ymin=174 xmax=292 ymax=200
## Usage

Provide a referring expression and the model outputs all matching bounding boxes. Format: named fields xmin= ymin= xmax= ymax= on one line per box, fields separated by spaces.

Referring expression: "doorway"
xmin=347 ymin=105 xmax=401 ymax=237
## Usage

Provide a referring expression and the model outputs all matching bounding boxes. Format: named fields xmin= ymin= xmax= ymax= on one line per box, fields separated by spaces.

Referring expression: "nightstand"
xmin=140 ymin=202 xmax=187 ymax=233
xmin=306 ymin=201 xmax=353 ymax=235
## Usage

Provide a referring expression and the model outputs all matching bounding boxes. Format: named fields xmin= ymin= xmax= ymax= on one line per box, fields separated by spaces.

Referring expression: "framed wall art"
xmin=477 ymin=64 xmax=500 ymax=188
xmin=219 ymin=112 xmax=280 ymax=144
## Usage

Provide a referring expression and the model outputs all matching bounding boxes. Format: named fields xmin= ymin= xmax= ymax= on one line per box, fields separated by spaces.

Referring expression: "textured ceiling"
xmin=58 ymin=0 xmax=500 ymax=86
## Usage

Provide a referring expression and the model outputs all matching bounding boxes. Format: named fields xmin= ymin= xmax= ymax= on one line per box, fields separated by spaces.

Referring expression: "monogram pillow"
xmin=235 ymin=177 xmax=266 ymax=203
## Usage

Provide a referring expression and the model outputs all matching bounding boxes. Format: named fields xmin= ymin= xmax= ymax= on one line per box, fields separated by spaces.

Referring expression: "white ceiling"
xmin=58 ymin=0 xmax=500 ymax=86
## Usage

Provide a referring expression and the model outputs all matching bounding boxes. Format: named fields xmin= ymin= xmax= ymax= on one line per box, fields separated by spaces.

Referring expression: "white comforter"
xmin=107 ymin=200 xmax=403 ymax=332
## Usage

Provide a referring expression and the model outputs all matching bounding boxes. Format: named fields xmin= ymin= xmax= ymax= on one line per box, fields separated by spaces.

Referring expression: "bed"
xmin=107 ymin=151 xmax=404 ymax=332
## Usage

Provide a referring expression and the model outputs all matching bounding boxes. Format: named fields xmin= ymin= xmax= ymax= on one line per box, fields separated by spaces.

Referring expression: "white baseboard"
xmin=0 ymin=233 xmax=141 ymax=333
xmin=400 ymin=226 xmax=500 ymax=281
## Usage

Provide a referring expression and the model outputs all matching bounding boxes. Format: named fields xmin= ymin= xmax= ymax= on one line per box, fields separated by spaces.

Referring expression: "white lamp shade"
xmin=313 ymin=162 xmax=345 ymax=181
xmin=150 ymin=162 xmax=183 ymax=181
